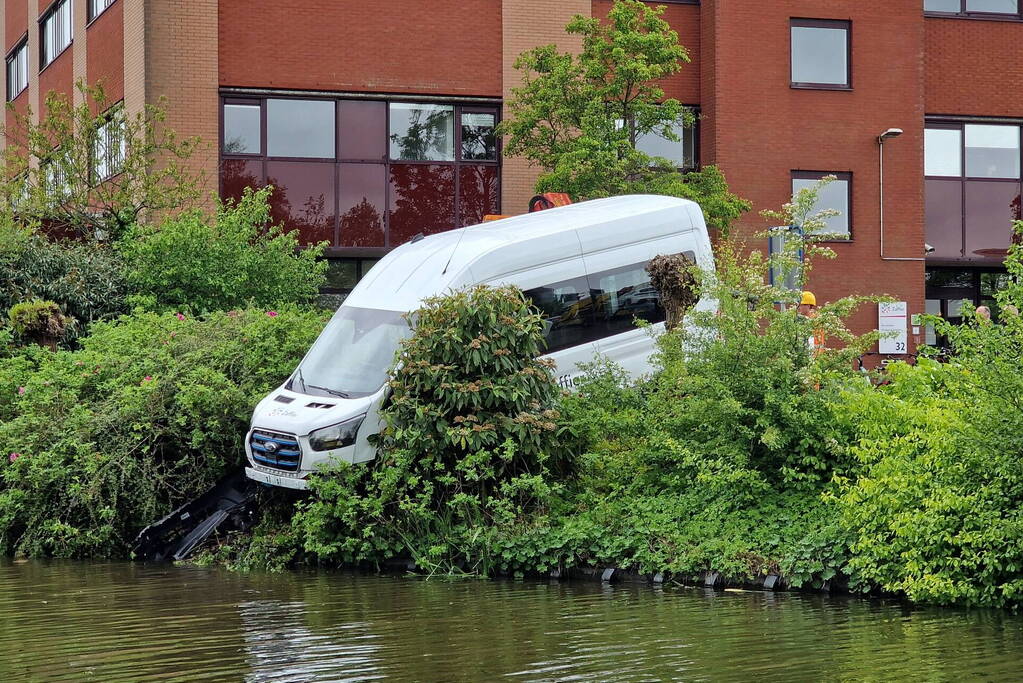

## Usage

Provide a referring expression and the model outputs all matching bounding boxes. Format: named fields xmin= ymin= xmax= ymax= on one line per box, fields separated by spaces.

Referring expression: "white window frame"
xmin=41 ymin=0 xmax=74 ymax=69
xmin=6 ymin=41 xmax=28 ymax=101
xmin=89 ymin=0 xmax=116 ymax=22
xmin=93 ymin=107 xmax=126 ymax=183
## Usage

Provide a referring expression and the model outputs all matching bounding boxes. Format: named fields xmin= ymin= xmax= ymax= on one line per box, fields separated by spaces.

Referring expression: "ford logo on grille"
xmin=263 ymin=441 xmax=279 ymax=454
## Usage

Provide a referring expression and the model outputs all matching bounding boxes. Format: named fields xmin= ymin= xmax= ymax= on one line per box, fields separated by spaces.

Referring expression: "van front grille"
xmin=249 ymin=429 xmax=301 ymax=472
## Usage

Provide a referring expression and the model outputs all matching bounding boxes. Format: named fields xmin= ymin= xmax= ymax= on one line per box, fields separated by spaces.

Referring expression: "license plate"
xmin=244 ymin=467 xmax=308 ymax=490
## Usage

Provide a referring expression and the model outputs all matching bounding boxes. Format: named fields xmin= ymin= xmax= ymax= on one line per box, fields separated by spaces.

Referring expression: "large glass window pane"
xmin=636 ymin=120 xmax=696 ymax=168
xmin=791 ymin=24 xmax=849 ymax=87
xmin=339 ymin=163 xmax=386 ymax=248
xmin=964 ymin=180 xmax=1020 ymax=260
xmin=461 ymin=112 xmax=497 ymax=161
xmin=589 ymin=262 xmax=666 ymax=338
xmin=339 ymin=100 xmax=386 ymax=160
xmin=966 ymin=0 xmax=1018 ymax=12
xmin=266 ymin=161 xmax=336 ymax=244
xmin=965 ymin=125 xmax=1020 ymax=179
xmin=220 ymin=159 xmax=264 ymax=206
xmin=223 ymin=104 xmax=261 ymax=154
xmin=458 ymin=165 xmax=499 ymax=227
xmin=925 ymin=0 xmax=962 ymax=10
xmin=267 ymin=99 xmax=336 ymax=159
xmin=925 ymin=128 xmax=962 ymax=177
xmin=522 ymin=277 xmax=597 ymax=353
xmin=792 ymin=175 xmax=850 ymax=236
xmin=388 ymin=164 xmax=455 ymax=244
xmin=389 ymin=103 xmax=454 ymax=161
xmin=925 ymin=178 xmax=964 ymax=259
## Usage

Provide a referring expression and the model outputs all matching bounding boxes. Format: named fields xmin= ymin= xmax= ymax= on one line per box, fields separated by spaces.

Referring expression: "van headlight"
xmin=308 ymin=414 xmax=366 ymax=451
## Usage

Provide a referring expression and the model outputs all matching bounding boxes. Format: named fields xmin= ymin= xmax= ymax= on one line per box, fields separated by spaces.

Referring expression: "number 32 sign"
xmin=878 ymin=301 xmax=908 ymax=354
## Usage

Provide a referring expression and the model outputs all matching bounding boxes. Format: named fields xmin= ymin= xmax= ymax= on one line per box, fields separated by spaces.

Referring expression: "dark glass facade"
xmin=220 ymin=95 xmax=501 ymax=255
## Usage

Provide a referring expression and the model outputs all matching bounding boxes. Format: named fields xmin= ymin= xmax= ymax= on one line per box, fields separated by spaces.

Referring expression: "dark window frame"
xmin=924 ymin=0 xmax=1022 ymax=20
xmin=790 ymin=18 xmax=852 ymax=91
xmin=623 ymin=105 xmax=701 ymax=172
xmin=219 ymin=93 xmax=502 ymax=256
xmin=6 ymin=37 xmax=29 ymax=102
xmin=87 ymin=0 xmax=118 ymax=24
xmin=925 ymin=117 xmax=1023 ymax=263
xmin=791 ymin=170 xmax=854 ymax=240
xmin=39 ymin=0 xmax=74 ymax=72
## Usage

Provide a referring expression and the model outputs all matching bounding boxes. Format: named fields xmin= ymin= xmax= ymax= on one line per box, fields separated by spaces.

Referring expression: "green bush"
xmin=8 ymin=300 xmax=69 ymax=345
xmin=295 ymin=285 xmax=573 ymax=573
xmin=828 ymin=246 xmax=1023 ymax=606
xmin=0 ymin=306 xmax=328 ymax=558
xmin=119 ymin=187 xmax=327 ymax=313
xmin=0 ymin=224 xmax=128 ymax=335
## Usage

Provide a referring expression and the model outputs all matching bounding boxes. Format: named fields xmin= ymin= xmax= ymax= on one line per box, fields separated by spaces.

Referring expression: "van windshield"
xmin=292 ymin=306 xmax=410 ymax=399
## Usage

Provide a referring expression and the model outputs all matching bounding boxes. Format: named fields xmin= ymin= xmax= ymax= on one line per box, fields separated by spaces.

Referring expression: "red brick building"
xmin=4 ymin=0 xmax=1021 ymax=351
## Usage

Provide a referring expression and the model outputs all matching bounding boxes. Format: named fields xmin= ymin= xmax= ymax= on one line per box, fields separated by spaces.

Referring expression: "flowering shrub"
xmin=0 ymin=306 xmax=328 ymax=558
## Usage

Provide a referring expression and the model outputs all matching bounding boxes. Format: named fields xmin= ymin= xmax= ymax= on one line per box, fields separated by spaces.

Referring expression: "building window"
xmin=389 ymin=103 xmax=455 ymax=161
xmin=220 ymin=95 xmax=501 ymax=252
xmin=267 ymin=99 xmax=335 ymax=159
xmin=790 ymin=19 xmax=851 ymax=89
xmin=223 ymin=102 xmax=261 ymax=155
xmin=93 ymin=107 xmax=125 ymax=183
xmin=44 ymin=149 xmax=71 ymax=203
xmin=6 ymin=41 xmax=28 ymax=101
xmin=925 ymin=0 xmax=1021 ymax=17
xmin=925 ymin=121 xmax=1022 ymax=262
xmin=791 ymin=171 xmax=852 ymax=238
xmin=89 ymin=0 xmax=116 ymax=21
xmin=635 ymin=117 xmax=698 ymax=170
xmin=41 ymin=0 xmax=74 ymax=69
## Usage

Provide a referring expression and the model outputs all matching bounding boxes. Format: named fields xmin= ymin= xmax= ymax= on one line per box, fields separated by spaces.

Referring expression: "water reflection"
xmin=1 ymin=560 xmax=1022 ymax=682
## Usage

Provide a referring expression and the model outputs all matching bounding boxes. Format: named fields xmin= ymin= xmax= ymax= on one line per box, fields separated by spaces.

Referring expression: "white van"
xmin=244 ymin=195 xmax=715 ymax=489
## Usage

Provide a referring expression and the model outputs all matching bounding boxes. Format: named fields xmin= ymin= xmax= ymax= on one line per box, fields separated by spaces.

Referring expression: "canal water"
xmin=1 ymin=560 xmax=1021 ymax=681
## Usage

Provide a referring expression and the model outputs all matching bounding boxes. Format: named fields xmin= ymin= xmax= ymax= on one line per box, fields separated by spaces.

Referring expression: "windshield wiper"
xmin=307 ymin=385 xmax=350 ymax=399
xmin=292 ymin=367 xmax=308 ymax=393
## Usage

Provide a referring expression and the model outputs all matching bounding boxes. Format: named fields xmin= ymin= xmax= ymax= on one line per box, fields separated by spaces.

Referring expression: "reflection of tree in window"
xmin=461 ymin=114 xmax=496 ymax=161
xmin=390 ymin=107 xmax=453 ymax=161
xmin=389 ymin=165 xmax=455 ymax=244
xmin=340 ymin=198 xmax=384 ymax=247
xmin=265 ymin=167 xmax=334 ymax=244
xmin=220 ymin=159 xmax=264 ymax=205
xmin=458 ymin=166 xmax=499 ymax=226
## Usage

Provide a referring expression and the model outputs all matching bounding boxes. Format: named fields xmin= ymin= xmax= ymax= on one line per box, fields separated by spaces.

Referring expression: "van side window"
xmin=523 ymin=277 xmax=597 ymax=353
xmin=588 ymin=262 xmax=667 ymax=337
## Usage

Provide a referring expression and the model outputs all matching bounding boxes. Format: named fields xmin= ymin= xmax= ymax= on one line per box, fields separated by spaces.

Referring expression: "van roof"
xmin=345 ymin=194 xmax=703 ymax=312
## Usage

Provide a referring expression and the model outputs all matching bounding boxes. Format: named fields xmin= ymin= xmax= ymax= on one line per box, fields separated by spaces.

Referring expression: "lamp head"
xmin=878 ymin=128 xmax=904 ymax=143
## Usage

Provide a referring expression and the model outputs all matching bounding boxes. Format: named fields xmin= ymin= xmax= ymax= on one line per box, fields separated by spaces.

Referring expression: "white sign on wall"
xmin=878 ymin=301 xmax=908 ymax=354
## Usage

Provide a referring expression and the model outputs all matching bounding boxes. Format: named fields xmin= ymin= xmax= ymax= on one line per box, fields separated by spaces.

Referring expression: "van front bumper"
xmin=245 ymin=466 xmax=309 ymax=491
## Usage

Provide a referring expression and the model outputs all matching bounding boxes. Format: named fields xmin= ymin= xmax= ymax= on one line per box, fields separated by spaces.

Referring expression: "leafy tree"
xmin=500 ymin=0 xmax=750 ymax=231
xmin=1 ymin=82 xmax=204 ymax=241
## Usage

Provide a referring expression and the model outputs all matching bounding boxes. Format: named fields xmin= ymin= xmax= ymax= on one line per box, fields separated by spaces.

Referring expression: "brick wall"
xmin=698 ymin=0 xmax=926 ymax=348
xmin=502 ymin=0 xmax=591 ymax=214
xmin=218 ymin=0 xmax=502 ymax=96
xmin=925 ymin=17 xmax=1023 ymax=117
xmin=5 ymin=0 xmax=26 ymax=51
xmin=86 ymin=0 xmax=125 ymax=107
xmin=144 ymin=0 xmax=219 ymax=211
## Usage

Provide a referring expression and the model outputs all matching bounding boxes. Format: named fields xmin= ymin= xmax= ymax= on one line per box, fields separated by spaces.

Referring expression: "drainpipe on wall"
xmin=878 ymin=128 xmax=925 ymax=262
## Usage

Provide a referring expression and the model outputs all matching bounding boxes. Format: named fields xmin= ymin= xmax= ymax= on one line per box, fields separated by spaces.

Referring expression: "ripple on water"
xmin=0 ymin=560 xmax=1021 ymax=682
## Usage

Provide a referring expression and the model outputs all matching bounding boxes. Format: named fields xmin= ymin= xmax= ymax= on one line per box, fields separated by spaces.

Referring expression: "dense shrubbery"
xmin=120 ymin=188 xmax=327 ymax=313
xmin=0 ymin=222 xmax=129 ymax=337
xmin=292 ymin=286 xmax=573 ymax=574
xmin=0 ymin=307 xmax=327 ymax=558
